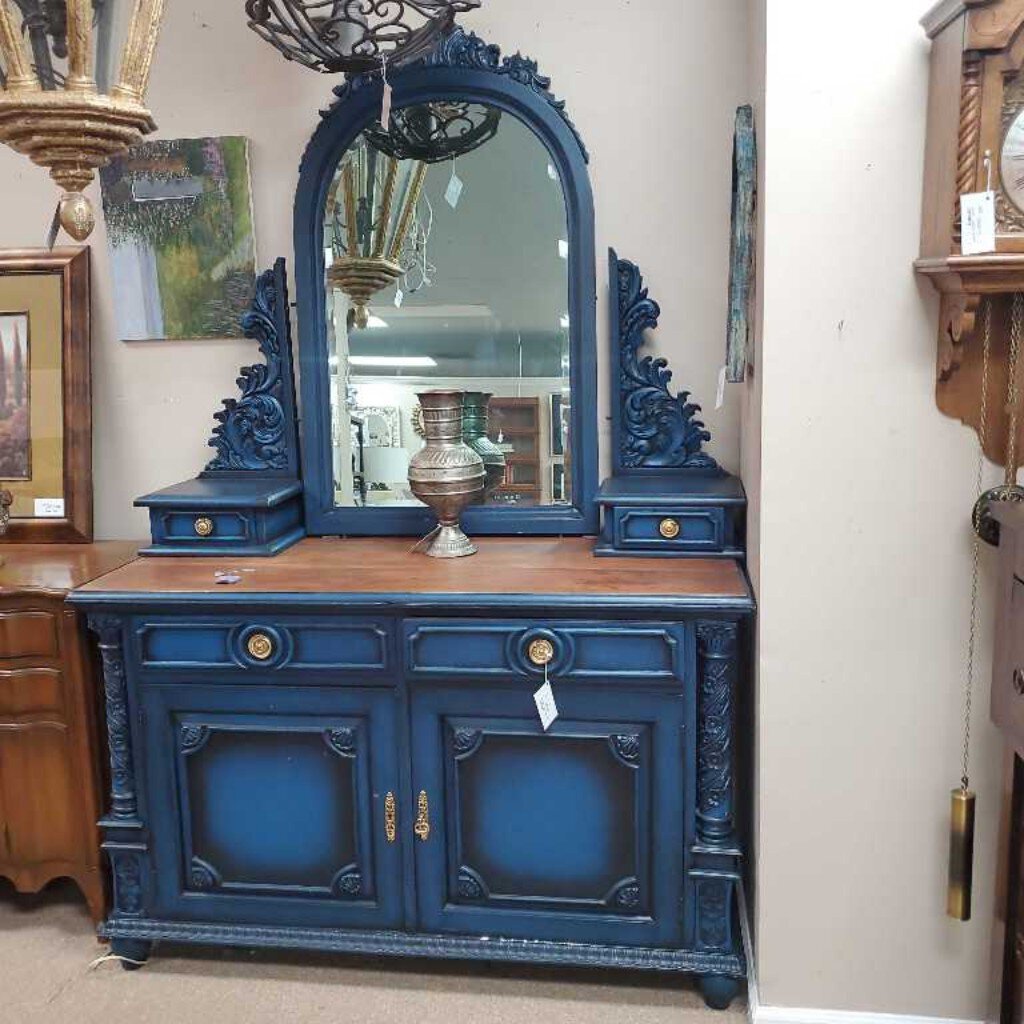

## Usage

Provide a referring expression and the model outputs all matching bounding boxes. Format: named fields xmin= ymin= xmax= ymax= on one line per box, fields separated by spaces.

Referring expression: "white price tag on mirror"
xmin=445 ymin=170 xmax=463 ymax=209
xmin=533 ymin=681 xmax=559 ymax=732
xmin=34 ymin=498 xmax=64 ymax=518
xmin=960 ymin=191 xmax=996 ymax=255
xmin=394 ymin=287 xmax=404 ymax=308
xmin=380 ymin=82 xmax=392 ymax=128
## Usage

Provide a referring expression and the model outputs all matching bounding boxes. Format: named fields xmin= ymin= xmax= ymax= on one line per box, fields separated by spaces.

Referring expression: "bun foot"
xmin=110 ymin=938 xmax=152 ymax=970
xmin=699 ymin=974 xmax=741 ymax=1010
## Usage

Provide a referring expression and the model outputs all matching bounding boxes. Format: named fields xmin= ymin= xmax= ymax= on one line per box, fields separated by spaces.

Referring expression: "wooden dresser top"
xmin=75 ymin=537 xmax=752 ymax=608
xmin=0 ymin=542 xmax=139 ymax=595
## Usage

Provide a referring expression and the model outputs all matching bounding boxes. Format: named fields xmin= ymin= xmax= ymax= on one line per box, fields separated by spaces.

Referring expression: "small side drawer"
xmin=135 ymin=617 xmax=393 ymax=677
xmin=0 ymin=667 xmax=63 ymax=717
xmin=613 ymin=507 xmax=726 ymax=553
xmin=0 ymin=610 xmax=59 ymax=660
xmin=155 ymin=510 xmax=254 ymax=545
xmin=405 ymin=619 xmax=686 ymax=684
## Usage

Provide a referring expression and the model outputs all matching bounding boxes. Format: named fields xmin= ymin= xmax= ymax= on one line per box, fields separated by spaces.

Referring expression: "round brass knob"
xmin=659 ymin=517 xmax=681 ymax=540
xmin=246 ymin=632 xmax=274 ymax=661
xmin=527 ymin=638 xmax=555 ymax=667
xmin=194 ymin=516 xmax=214 ymax=538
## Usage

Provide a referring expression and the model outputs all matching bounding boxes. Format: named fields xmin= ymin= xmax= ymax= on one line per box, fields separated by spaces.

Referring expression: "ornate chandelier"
xmin=326 ymin=137 xmax=428 ymax=329
xmin=364 ymin=100 xmax=499 ymax=163
xmin=0 ymin=0 xmax=165 ymax=240
xmin=245 ymin=0 xmax=481 ymax=74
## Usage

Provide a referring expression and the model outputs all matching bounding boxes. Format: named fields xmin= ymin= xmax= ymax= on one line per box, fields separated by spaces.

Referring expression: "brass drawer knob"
xmin=659 ymin=517 xmax=681 ymax=540
xmin=1014 ymin=668 xmax=1024 ymax=696
xmin=194 ymin=516 xmax=215 ymax=537
xmin=246 ymin=632 xmax=274 ymax=661
xmin=527 ymin=638 xmax=555 ymax=667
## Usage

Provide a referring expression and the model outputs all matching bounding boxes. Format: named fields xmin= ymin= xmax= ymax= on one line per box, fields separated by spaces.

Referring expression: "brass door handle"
xmin=384 ymin=792 xmax=397 ymax=844
xmin=414 ymin=790 xmax=431 ymax=842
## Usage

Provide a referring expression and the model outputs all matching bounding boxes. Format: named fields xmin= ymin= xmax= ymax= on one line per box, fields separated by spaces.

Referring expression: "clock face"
xmin=1002 ymin=107 xmax=1024 ymax=214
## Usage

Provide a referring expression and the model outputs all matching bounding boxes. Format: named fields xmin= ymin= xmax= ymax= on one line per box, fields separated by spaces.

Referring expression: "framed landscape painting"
xmin=99 ymin=136 xmax=257 ymax=341
xmin=0 ymin=249 xmax=92 ymax=542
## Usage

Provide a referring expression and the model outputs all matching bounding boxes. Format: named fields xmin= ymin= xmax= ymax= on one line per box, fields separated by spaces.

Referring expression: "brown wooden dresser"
xmin=0 ymin=543 xmax=137 ymax=922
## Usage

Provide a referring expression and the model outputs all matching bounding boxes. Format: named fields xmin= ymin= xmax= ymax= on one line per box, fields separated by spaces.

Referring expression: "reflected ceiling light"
xmin=0 ymin=0 xmax=166 ymax=240
xmin=245 ymin=0 xmax=481 ymax=75
xmin=348 ymin=355 xmax=437 ymax=368
xmin=365 ymin=100 xmax=500 ymax=163
xmin=557 ymin=239 xmax=569 ymax=260
xmin=366 ymin=314 xmax=389 ymax=328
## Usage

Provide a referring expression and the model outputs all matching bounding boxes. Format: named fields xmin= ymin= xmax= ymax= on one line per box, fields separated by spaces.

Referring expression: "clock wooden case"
xmin=918 ymin=0 xmax=1024 ymax=463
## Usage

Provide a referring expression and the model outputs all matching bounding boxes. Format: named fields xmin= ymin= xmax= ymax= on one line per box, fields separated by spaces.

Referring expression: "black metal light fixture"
xmin=244 ymin=0 xmax=481 ymax=75
xmin=364 ymin=100 xmax=500 ymax=163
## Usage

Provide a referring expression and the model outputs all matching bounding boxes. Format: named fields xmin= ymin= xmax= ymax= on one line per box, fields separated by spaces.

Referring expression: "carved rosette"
xmin=609 ymin=733 xmax=641 ymax=767
xmin=696 ymin=622 xmax=738 ymax=846
xmin=616 ymin=259 xmax=719 ymax=470
xmin=456 ymin=867 xmax=487 ymax=902
xmin=324 ymin=727 xmax=358 ymax=758
xmin=87 ymin=615 xmax=138 ymax=822
xmin=610 ymin=878 xmax=641 ymax=910
xmin=205 ymin=267 xmax=289 ymax=472
xmin=451 ymin=727 xmax=484 ymax=759
xmin=189 ymin=857 xmax=221 ymax=891
xmin=180 ymin=724 xmax=211 ymax=755
xmin=333 ymin=870 xmax=363 ymax=899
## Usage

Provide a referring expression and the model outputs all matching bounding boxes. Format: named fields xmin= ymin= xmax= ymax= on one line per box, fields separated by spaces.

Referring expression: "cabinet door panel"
xmin=142 ymin=684 xmax=403 ymax=929
xmin=411 ymin=684 xmax=686 ymax=946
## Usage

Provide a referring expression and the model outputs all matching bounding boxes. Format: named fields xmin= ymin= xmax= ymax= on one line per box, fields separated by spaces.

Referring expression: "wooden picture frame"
xmin=0 ymin=248 xmax=91 ymax=543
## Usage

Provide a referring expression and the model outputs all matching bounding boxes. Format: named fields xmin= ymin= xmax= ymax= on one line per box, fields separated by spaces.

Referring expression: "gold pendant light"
xmin=0 ymin=0 xmax=166 ymax=240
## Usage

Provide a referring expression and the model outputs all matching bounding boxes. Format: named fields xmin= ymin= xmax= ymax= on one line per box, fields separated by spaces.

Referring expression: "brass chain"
xmin=1005 ymin=294 xmax=1023 ymax=487
xmin=963 ymin=298 xmax=994 ymax=790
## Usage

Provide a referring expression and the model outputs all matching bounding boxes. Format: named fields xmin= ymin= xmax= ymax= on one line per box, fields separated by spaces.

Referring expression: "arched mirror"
xmin=295 ymin=29 xmax=597 ymax=536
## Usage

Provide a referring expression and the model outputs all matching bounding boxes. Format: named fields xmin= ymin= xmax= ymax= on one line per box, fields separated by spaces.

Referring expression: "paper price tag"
xmin=34 ymin=498 xmax=64 ymax=518
xmin=715 ymin=364 xmax=727 ymax=410
xmin=394 ymin=287 xmax=404 ymax=308
xmin=380 ymin=82 xmax=392 ymax=128
xmin=445 ymin=170 xmax=464 ymax=209
xmin=533 ymin=681 xmax=559 ymax=732
xmin=961 ymin=191 xmax=996 ymax=256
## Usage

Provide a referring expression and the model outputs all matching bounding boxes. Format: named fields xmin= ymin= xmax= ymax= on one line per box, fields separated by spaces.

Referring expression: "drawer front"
xmin=0 ymin=610 xmax=59 ymax=660
xmin=613 ymin=507 xmax=727 ymax=553
xmin=0 ymin=667 xmax=63 ymax=717
xmin=135 ymin=617 xmax=393 ymax=678
xmin=154 ymin=510 xmax=254 ymax=546
xmin=405 ymin=619 xmax=686 ymax=684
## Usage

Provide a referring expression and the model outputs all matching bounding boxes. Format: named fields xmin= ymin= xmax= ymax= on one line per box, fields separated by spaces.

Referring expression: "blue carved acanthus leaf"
xmin=326 ymin=25 xmax=588 ymax=162
xmin=617 ymin=258 xmax=718 ymax=470
xmin=205 ymin=268 xmax=289 ymax=472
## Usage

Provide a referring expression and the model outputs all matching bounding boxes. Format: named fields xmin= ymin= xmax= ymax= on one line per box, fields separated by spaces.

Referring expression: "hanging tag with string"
xmin=961 ymin=149 xmax=997 ymax=256
xmin=445 ymin=158 xmax=463 ymax=209
xmin=534 ymin=660 xmax=559 ymax=732
xmin=379 ymin=55 xmax=392 ymax=129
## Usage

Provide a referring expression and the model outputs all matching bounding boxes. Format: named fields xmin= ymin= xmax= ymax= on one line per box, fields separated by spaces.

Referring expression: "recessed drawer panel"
xmin=0 ymin=667 xmax=63 ymax=717
xmin=613 ymin=508 xmax=727 ymax=553
xmin=135 ymin=618 xmax=392 ymax=677
xmin=405 ymin=619 xmax=686 ymax=684
xmin=156 ymin=511 xmax=253 ymax=545
xmin=0 ymin=610 xmax=59 ymax=660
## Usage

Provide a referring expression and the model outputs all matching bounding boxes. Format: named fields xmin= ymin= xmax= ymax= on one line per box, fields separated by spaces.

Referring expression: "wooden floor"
xmin=1 ymin=879 xmax=746 ymax=1024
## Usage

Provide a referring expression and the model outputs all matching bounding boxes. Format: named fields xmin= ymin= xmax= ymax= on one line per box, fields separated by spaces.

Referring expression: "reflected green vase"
xmin=462 ymin=392 xmax=506 ymax=502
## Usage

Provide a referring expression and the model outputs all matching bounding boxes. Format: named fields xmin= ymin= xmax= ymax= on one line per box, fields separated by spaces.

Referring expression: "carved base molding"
xmin=101 ymin=917 xmax=746 ymax=976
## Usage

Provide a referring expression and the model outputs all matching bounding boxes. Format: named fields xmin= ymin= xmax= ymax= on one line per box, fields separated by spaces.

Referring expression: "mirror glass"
xmin=324 ymin=100 xmax=572 ymax=509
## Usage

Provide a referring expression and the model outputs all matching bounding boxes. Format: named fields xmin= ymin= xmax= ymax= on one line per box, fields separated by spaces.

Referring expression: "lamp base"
xmin=420 ymin=524 xmax=477 ymax=559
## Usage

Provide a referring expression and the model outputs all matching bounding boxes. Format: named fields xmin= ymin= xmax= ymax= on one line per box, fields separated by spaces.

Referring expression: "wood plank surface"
xmin=75 ymin=537 xmax=751 ymax=601
xmin=0 ymin=542 xmax=139 ymax=594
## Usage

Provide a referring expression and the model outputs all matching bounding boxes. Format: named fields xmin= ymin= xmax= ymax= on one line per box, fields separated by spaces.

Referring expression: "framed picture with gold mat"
xmin=0 ymin=248 xmax=91 ymax=542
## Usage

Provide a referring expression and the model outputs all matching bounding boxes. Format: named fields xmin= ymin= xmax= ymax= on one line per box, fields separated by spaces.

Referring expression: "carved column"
xmin=695 ymin=620 xmax=738 ymax=848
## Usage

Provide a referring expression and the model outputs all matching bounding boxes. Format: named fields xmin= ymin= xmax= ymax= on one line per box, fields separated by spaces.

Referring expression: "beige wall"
xmin=752 ymin=0 xmax=1006 ymax=1016
xmin=0 ymin=0 xmax=748 ymax=538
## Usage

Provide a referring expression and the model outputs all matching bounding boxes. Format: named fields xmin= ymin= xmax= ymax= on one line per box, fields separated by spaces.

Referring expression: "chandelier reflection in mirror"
xmin=0 ymin=0 xmax=165 ymax=239
xmin=245 ymin=0 xmax=481 ymax=74
xmin=365 ymin=100 xmax=500 ymax=164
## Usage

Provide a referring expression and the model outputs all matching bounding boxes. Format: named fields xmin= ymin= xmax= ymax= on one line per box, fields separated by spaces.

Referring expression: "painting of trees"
xmin=0 ymin=315 xmax=30 ymax=480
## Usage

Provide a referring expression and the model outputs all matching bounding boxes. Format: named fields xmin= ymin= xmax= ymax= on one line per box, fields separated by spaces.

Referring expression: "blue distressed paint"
xmin=294 ymin=26 xmax=598 ymax=537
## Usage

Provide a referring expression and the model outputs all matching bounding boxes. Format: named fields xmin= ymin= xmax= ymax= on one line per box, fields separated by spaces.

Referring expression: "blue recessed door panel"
xmin=142 ymin=684 xmax=403 ymax=929
xmin=411 ymin=683 xmax=686 ymax=947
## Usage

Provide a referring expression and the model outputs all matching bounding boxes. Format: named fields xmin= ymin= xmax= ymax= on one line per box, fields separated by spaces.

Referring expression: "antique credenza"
xmin=70 ymin=25 xmax=755 ymax=1010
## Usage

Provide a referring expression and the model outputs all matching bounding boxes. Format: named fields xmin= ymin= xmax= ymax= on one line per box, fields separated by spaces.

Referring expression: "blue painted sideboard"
xmin=69 ymin=537 xmax=753 ymax=1008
